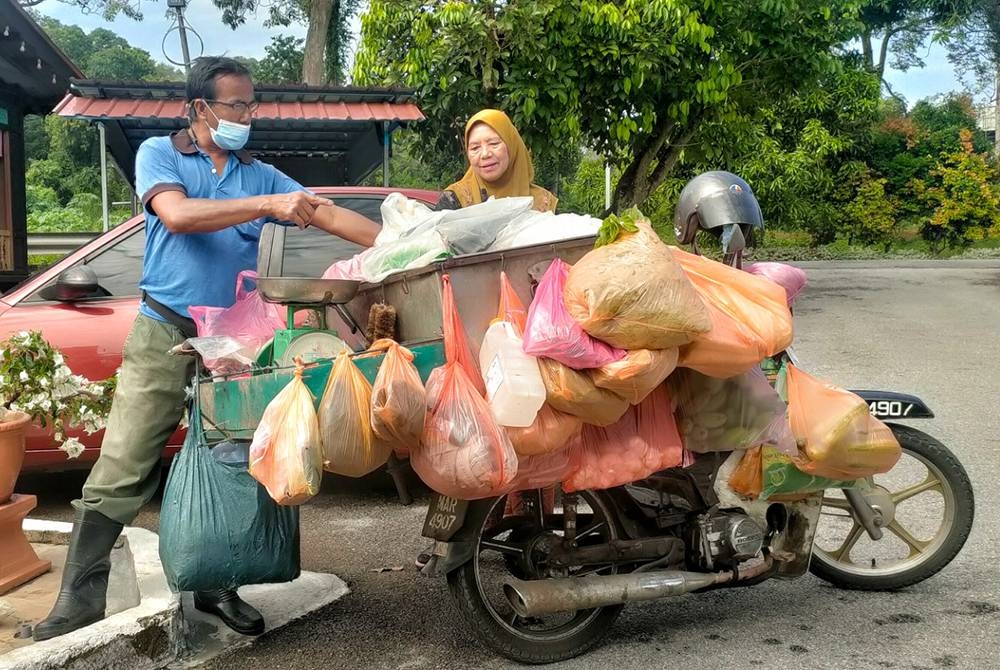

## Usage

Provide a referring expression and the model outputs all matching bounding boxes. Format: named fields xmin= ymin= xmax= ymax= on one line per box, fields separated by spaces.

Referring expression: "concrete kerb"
xmin=0 ymin=520 xmax=350 ymax=670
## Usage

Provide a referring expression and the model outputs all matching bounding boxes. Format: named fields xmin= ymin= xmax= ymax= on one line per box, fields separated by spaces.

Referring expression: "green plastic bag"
xmin=760 ymin=446 xmax=864 ymax=500
xmin=159 ymin=394 xmax=301 ymax=592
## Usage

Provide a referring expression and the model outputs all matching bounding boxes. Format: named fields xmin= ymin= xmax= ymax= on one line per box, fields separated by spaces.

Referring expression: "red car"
xmin=1 ymin=186 xmax=439 ymax=471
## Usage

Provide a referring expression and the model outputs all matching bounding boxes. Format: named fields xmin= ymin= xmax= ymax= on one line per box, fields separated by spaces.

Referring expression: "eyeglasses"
xmin=205 ymin=99 xmax=259 ymax=116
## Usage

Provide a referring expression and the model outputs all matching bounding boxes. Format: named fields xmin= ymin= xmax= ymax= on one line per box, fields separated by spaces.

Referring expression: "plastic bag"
xmin=360 ymin=229 xmax=450 ymax=283
xmin=563 ymin=216 xmax=711 ymax=349
xmin=370 ymin=339 xmax=426 ymax=456
xmin=786 ymin=364 xmax=901 ymax=479
xmin=505 ymin=403 xmax=583 ymax=456
xmin=186 ymin=336 xmax=255 ymax=377
xmin=322 ymin=252 xmax=366 ymax=281
xmin=249 ymin=364 xmax=324 ymax=505
xmin=377 ymin=192 xmax=438 ymax=245
xmin=591 ymin=348 xmax=679 ymax=405
xmin=497 ymin=271 xmax=528 ymax=335
xmin=677 ymin=295 xmax=767 ymax=379
xmin=728 ymin=446 xmax=764 ymax=498
xmin=523 ymin=259 xmax=626 ymax=369
xmin=160 ymin=396 xmax=300 ymax=592
xmin=538 ymin=358 xmax=630 ymax=427
xmin=503 ymin=448 xmax=573 ymax=493
xmin=760 ymin=446 xmax=864 ymax=500
xmin=317 ymin=350 xmax=393 ymax=477
xmin=490 ymin=211 xmax=601 ymax=251
xmin=745 ymin=262 xmax=808 ymax=307
xmin=431 ymin=196 xmax=534 ymax=255
xmin=563 ymin=384 xmax=683 ymax=492
xmin=411 ymin=273 xmax=518 ymax=499
xmin=670 ymin=367 xmax=794 ymax=454
xmin=189 ymin=270 xmax=286 ymax=363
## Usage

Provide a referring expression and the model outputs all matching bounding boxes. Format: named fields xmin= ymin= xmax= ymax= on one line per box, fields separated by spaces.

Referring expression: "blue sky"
xmin=37 ymin=1 xmax=972 ymax=106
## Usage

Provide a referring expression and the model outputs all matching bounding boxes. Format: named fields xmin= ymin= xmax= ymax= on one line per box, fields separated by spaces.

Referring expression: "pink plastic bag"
xmin=322 ymin=253 xmax=367 ymax=281
xmin=563 ymin=384 xmax=683 ymax=492
xmin=503 ymin=448 xmax=573 ymax=493
xmin=744 ymin=262 xmax=808 ymax=308
xmin=523 ymin=259 xmax=625 ymax=370
xmin=189 ymin=270 xmax=285 ymax=357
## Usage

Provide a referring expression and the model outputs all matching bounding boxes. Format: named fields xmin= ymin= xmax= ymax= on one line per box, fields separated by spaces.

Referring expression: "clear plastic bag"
xmin=318 ymin=350 xmax=393 ymax=477
xmin=502 ymin=448 xmax=573 ymax=493
xmin=505 ymin=403 xmax=583 ymax=456
xmin=370 ymin=339 xmax=426 ymax=456
xmin=249 ymin=363 xmax=323 ymax=505
xmin=670 ymin=367 xmax=794 ymax=454
xmin=591 ymin=348 xmax=678 ymax=405
xmin=563 ymin=383 xmax=683 ymax=492
xmin=563 ymin=217 xmax=711 ymax=349
xmin=189 ymin=270 xmax=286 ymax=365
xmin=523 ymin=259 xmax=626 ymax=369
xmin=538 ymin=357 xmax=629 ymax=427
xmin=360 ymin=229 xmax=450 ymax=283
xmin=490 ymin=211 xmax=601 ymax=251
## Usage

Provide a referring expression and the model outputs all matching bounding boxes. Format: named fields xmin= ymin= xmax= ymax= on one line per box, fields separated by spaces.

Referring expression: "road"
xmin=20 ymin=261 xmax=1000 ymax=670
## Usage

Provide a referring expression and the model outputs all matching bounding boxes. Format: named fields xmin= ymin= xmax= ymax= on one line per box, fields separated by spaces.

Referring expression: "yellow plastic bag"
xmin=318 ymin=350 xmax=393 ymax=477
xmin=591 ymin=348 xmax=679 ymax=405
xmin=538 ymin=358 xmax=629 ymax=427
xmin=370 ymin=339 xmax=426 ymax=456
xmin=563 ymin=215 xmax=710 ymax=349
xmin=786 ymin=364 xmax=901 ymax=480
xmin=249 ymin=363 xmax=323 ymax=505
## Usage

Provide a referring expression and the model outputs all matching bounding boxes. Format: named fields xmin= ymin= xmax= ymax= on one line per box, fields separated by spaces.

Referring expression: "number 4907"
xmin=869 ymin=400 xmax=913 ymax=418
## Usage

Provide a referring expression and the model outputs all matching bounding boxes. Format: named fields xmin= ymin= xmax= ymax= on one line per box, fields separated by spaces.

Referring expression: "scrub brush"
xmin=367 ymin=303 xmax=397 ymax=342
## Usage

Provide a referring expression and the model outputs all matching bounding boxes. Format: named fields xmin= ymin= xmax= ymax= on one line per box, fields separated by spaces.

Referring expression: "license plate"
xmin=422 ymin=494 xmax=469 ymax=541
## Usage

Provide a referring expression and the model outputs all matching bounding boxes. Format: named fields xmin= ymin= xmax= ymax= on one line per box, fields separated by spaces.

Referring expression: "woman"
xmin=436 ymin=109 xmax=557 ymax=213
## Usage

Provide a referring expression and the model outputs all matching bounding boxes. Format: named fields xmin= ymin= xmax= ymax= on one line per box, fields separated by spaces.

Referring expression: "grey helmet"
xmin=673 ymin=171 xmax=764 ymax=259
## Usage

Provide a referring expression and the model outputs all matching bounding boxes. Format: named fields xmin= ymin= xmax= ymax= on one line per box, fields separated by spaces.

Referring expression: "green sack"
xmin=760 ymin=446 xmax=865 ymax=499
xmin=159 ymin=395 xmax=300 ymax=592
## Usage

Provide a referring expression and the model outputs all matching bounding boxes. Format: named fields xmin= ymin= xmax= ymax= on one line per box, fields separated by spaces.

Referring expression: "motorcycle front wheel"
xmin=446 ymin=489 xmax=623 ymax=664
xmin=810 ymin=423 xmax=974 ymax=590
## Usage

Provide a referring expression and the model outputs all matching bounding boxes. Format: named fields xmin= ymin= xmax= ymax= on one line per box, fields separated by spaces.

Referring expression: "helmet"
xmin=673 ymin=171 xmax=764 ymax=259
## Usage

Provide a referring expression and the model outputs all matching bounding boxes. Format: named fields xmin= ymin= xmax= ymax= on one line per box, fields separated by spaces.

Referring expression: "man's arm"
xmin=308 ymin=204 xmax=380 ymax=247
xmin=149 ymin=190 xmax=331 ymax=233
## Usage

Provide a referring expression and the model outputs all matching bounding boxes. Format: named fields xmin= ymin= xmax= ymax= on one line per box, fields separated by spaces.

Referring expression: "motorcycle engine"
xmin=687 ymin=510 xmax=765 ymax=571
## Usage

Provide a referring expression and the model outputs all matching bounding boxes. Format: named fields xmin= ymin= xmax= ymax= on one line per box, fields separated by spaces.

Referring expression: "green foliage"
xmin=595 ymin=208 xmax=641 ymax=247
xmin=838 ymin=169 xmax=901 ymax=249
xmin=559 ymin=155 xmax=611 ymax=218
xmin=254 ymin=35 xmax=305 ymax=84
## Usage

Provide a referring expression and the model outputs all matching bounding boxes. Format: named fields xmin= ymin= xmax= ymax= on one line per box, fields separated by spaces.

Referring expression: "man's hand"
xmin=264 ymin=192 xmax=333 ymax=229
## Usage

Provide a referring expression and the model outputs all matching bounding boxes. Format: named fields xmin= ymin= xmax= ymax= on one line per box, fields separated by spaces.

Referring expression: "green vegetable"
xmin=594 ymin=207 xmax=644 ymax=247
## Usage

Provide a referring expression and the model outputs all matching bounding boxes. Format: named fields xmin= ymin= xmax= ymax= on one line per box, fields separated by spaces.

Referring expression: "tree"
xmin=355 ymin=0 xmax=865 ymax=212
xmin=254 ymin=35 xmax=305 ymax=84
xmin=943 ymin=0 xmax=1000 ymax=156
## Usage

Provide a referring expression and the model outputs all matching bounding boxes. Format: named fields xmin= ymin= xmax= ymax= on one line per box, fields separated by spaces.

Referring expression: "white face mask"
xmin=206 ymin=103 xmax=251 ymax=151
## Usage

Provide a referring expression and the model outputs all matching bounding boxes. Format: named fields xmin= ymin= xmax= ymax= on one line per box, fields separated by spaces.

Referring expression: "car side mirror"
xmin=40 ymin=266 xmax=101 ymax=302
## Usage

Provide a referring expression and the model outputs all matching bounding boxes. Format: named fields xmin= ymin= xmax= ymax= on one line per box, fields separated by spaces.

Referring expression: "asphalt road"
xmin=19 ymin=261 xmax=1000 ymax=670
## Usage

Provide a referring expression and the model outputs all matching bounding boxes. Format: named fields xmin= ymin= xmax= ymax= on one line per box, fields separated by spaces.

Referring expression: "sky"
xmin=36 ymin=0 xmax=976 ymax=107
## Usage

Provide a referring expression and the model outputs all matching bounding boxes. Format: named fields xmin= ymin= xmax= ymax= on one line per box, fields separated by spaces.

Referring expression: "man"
xmin=34 ymin=56 xmax=380 ymax=641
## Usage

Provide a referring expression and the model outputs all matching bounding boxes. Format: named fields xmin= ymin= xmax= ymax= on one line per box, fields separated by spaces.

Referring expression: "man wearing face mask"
xmin=33 ymin=56 xmax=381 ymax=642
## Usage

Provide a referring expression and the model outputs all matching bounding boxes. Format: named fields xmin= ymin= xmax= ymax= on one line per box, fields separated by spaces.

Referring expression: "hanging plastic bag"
xmin=745 ymin=262 xmax=808 ymax=307
xmin=189 ymin=270 xmax=286 ymax=366
xmin=786 ymin=365 xmax=901 ymax=480
xmin=370 ymin=339 xmax=426 ymax=456
xmin=317 ymin=350 xmax=393 ymax=477
xmin=505 ymin=403 xmax=583 ymax=456
xmin=497 ymin=271 xmax=528 ymax=335
xmin=728 ymin=446 xmax=765 ymax=498
xmin=563 ymin=212 xmax=711 ymax=349
xmin=248 ymin=362 xmax=323 ymax=505
xmin=538 ymin=358 xmax=630 ymax=427
xmin=591 ymin=348 xmax=679 ymax=405
xmin=441 ymin=274 xmax=486 ymax=396
xmin=412 ymin=274 xmax=518 ymax=499
xmin=563 ymin=384 xmax=683 ymax=492
xmin=523 ymin=259 xmax=626 ymax=369
xmin=760 ymin=446 xmax=864 ymax=500
xmin=670 ymin=367 xmax=794 ymax=454
xmin=503 ymin=448 xmax=573 ymax=493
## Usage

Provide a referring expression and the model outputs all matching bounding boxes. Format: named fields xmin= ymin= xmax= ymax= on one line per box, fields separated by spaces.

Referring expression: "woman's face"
xmin=466 ymin=123 xmax=510 ymax=183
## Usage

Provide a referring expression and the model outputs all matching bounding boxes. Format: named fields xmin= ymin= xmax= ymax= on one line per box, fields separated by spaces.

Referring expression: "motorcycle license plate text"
xmin=868 ymin=400 xmax=914 ymax=419
xmin=422 ymin=494 xmax=469 ymax=541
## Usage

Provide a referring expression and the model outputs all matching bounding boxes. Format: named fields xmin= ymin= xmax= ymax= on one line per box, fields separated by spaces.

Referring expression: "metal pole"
xmin=98 ymin=122 xmax=110 ymax=232
xmin=383 ymin=121 xmax=390 ymax=187
xmin=171 ymin=0 xmax=192 ymax=74
xmin=604 ymin=161 xmax=612 ymax=211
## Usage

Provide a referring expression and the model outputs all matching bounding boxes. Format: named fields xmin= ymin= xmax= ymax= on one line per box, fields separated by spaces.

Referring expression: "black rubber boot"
xmin=193 ymin=589 xmax=265 ymax=636
xmin=33 ymin=507 xmax=124 ymax=641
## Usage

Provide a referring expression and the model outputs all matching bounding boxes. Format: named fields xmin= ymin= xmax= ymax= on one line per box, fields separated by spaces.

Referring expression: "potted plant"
xmin=0 ymin=330 xmax=115 ymax=594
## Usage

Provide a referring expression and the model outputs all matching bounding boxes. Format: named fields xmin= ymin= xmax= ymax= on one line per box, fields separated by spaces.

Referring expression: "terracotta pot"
xmin=0 ymin=411 xmax=31 ymax=504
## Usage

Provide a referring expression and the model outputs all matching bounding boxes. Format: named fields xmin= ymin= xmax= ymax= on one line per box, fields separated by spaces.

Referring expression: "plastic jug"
xmin=479 ymin=321 xmax=546 ymax=427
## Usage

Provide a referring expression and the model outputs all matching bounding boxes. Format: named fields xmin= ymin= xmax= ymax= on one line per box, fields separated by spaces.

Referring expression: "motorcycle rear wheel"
xmin=446 ymin=489 xmax=624 ymax=664
xmin=810 ymin=423 xmax=974 ymax=590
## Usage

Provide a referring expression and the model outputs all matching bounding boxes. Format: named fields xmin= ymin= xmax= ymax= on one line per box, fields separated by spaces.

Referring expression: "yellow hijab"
xmin=446 ymin=109 xmax=557 ymax=212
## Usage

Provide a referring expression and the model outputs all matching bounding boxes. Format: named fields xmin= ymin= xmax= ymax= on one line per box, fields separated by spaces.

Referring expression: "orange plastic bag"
xmin=371 ymin=339 xmax=426 ymax=456
xmin=538 ymin=358 xmax=629 ymax=427
xmin=249 ymin=363 xmax=323 ymax=505
xmin=729 ymin=446 xmax=764 ymax=499
xmin=497 ymin=271 xmax=528 ymax=335
xmin=563 ymin=383 xmax=683 ymax=492
xmin=563 ymin=216 xmax=711 ymax=349
xmin=318 ymin=350 xmax=394 ymax=477
xmin=786 ymin=364 xmax=901 ymax=479
xmin=412 ymin=274 xmax=518 ymax=499
xmin=505 ymin=403 xmax=583 ymax=456
xmin=673 ymin=248 xmax=793 ymax=378
xmin=503 ymin=448 xmax=573 ymax=493
xmin=591 ymin=348 xmax=679 ymax=405
xmin=442 ymin=274 xmax=486 ymax=396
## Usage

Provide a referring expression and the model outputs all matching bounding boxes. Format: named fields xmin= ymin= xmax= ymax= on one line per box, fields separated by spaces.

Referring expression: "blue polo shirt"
xmin=135 ymin=131 xmax=305 ymax=321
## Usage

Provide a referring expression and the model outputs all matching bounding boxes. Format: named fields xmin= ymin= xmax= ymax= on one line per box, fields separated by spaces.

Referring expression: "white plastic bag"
xmin=418 ymin=196 xmax=534 ymax=255
xmin=490 ymin=211 xmax=601 ymax=250
xmin=377 ymin=192 xmax=440 ymax=246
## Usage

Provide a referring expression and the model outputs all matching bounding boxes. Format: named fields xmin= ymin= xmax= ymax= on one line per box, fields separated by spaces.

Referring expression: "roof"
xmin=53 ymin=80 xmax=426 ymax=187
xmin=0 ymin=0 xmax=83 ymax=112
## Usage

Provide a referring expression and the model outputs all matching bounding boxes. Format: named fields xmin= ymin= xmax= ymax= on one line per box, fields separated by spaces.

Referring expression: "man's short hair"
xmin=185 ymin=56 xmax=252 ymax=119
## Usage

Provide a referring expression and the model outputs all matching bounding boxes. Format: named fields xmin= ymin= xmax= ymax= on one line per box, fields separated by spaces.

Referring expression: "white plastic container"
xmin=479 ymin=321 xmax=546 ymax=427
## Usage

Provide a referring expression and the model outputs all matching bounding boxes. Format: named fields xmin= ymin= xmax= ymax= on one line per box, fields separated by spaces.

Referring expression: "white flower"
xmin=59 ymin=437 xmax=85 ymax=459
xmin=39 ymin=378 xmax=49 ymax=388
xmin=53 ymin=353 xmax=64 ymax=366
xmin=18 ymin=371 xmax=28 ymax=382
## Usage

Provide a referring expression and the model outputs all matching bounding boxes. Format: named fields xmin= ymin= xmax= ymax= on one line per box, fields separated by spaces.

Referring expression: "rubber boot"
xmin=193 ymin=589 xmax=265 ymax=636
xmin=33 ymin=507 xmax=124 ymax=641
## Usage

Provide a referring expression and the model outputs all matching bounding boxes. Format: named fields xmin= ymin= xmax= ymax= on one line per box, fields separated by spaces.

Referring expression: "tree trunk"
xmin=303 ymin=0 xmax=336 ymax=85
xmin=861 ymin=31 xmax=874 ymax=71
